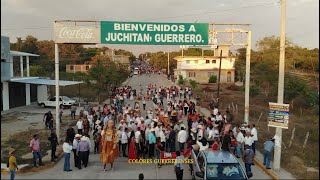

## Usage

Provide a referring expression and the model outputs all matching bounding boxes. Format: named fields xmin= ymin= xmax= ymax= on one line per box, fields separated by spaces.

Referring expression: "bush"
xmin=284 ymin=75 xmax=307 ymax=101
xmin=208 ymin=75 xmax=217 ymax=83
xmin=178 ymin=75 xmax=185 ymax=85
xmin=250 ymin=85 xmax=260 ymax=97
xmin=189 ymin=79 xmax=198 ymax=89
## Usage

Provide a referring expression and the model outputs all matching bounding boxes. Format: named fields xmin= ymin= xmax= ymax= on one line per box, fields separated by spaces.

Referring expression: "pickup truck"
xmin=38 ymin=96 xmax=76 ymax=109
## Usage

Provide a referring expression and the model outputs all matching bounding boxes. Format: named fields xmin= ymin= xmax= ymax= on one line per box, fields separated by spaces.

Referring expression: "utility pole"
xmin=274 ymin=0 xmax=286 ymax=172
xmin=217 ymin=50 xmax=223 ymax=106
xmin=55 ymin=43 xmax=60 ymax=141
xmin=244 ymin=31 xmax=251 ymax=124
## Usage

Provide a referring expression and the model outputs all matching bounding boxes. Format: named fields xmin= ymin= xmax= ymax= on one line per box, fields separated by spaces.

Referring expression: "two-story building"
xmin=1 ymin=36 xmax=81 ymax=111
xmin=173 ymin=45 xmax=236 ymax=84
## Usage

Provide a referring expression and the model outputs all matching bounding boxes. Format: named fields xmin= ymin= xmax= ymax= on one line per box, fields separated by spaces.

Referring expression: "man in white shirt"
xmin=178 ymin=127 xmax=187 ymax=151
xmin=213 ymin=107 xmax=219 ymax=116
xmin=76 ymin=119 xmax=83 ymax=135
xmin=236 ymin=128 xmax=244 ymax=158
xmin=244 ymin=131 xmax=254 ymax=147
xmin=155 ymin=123 xmax=162 ymax=138
xmin=250 ymin=124 xmax=258 ymax=154
xmin=121 ymin=128 xmax=129 ymax=157
xmin=207 ymin=125 xmax=215 ymax=146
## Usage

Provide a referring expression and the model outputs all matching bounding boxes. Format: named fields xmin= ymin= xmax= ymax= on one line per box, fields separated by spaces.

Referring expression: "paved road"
xmin=1 ymin=74 xmax=270 ymax=179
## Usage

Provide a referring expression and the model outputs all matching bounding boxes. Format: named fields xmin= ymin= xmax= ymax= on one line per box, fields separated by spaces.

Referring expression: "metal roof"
xmin=10 ymin=50 xmax=40 ymax=57
xmin=204 ymin=150 xmax=239 ymax=164
xmin=9 ymin=77 xmax=83 ymax=86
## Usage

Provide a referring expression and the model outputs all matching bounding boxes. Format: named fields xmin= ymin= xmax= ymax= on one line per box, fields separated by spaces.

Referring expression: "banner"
xmin=54 ymin=23 xmax=100 ymax=44
xmin=268 ymin=102 xmax=290 ymax=129
xmin=100 ymin=21 xmax=209 ymax=45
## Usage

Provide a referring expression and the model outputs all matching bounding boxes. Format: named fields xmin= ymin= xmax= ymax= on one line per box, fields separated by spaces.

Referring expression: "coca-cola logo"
xmin=58 ymin=27 xmax=95 ymax=39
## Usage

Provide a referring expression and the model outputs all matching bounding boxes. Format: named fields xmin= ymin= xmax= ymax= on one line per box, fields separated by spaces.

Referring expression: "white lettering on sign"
xmin=59 ymin=27 xmax=95 ymax=39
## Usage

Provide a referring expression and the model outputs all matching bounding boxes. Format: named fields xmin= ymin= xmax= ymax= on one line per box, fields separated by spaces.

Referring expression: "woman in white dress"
xmin=130 ymin=92 xmax=134 ymax=101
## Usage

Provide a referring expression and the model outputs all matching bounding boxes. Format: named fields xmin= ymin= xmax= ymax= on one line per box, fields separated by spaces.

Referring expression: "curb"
xmin=1 ymin=151 xmax=64 ymax=175
xmin=254 ymin=157 xmax=279 ymax=180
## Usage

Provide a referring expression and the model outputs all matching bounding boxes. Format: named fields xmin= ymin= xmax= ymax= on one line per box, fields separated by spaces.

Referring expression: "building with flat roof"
xmin=173 ymin=46 xmax=236 ymax=84
xmin=1 ymin=36 xmax=81 ymax=111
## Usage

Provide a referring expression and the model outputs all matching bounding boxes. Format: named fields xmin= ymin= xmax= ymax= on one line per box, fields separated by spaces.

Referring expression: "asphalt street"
xmin=1 ymin=74 xmax=270 ymax=179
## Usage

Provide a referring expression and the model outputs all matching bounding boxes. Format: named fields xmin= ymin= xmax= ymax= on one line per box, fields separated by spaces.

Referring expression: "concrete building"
xmin=173 ymin=46 xmax=236 ymax=84
xmin=66 ymin=64 xmax=92 ymax=73
xmin=1 ymin=36 xmax=81 ymax=111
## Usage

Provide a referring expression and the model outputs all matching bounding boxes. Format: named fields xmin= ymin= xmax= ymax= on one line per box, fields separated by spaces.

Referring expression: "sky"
xmin=1 ymin=0 xmax=319 ymax=56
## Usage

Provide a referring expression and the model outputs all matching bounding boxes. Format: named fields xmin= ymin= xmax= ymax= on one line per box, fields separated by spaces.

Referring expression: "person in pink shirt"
xmin=30 ymin=134 xmax=43 ymax=167
xmin=223 ymin=122 xmax=232 ymax=135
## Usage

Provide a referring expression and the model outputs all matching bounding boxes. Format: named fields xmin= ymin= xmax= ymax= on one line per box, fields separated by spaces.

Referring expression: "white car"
xmin=38 ymin=96 xmax=76 ymax=109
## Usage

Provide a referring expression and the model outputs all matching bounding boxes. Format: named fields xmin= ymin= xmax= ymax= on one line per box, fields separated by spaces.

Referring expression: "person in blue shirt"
xmin=263 ymin=138 xmax=275 ymax=169
xmin=174 ymin=151 xmax=184 ymax=180
xmin=148 ymin=128 xmax=156 ymax=158
xmin=103 ymin=114 xmax=109 ymax=127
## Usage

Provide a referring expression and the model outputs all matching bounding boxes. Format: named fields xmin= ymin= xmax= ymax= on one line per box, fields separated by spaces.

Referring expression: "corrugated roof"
xmin=10 ymin=51 xmax=40 ymax=57
xmin=9 ymin=77 xmax=82 ymax=86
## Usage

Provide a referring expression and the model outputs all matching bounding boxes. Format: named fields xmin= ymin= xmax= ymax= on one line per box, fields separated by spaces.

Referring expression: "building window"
xmin=206 ymin=60 xmax=210 ymax=64
xmin=1 ymin=59 xmax=5 ymax=62
xmin=212 ymin=60 xmax=216 ymax=63
xmin=227 ymin=71 xmax=232 ymax=82
xmin=70 ymin=65 xmax=74 ymax=70
xmin=186 ymin=60 xmax=190 ymax=64
xmin=86 ymin=66 xmax=90 ymax=70
xmin=194 ymin=60 xmax=198 ymax=64
xmin=188 ymin=72 xmax=196 ymax=77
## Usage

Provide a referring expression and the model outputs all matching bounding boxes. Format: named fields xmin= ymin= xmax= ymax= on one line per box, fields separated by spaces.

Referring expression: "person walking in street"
xmin=142 ymin=98 xmax=146 ymax=111
xmin=174 ymin=151 xmax=184 ymax=180
xmin=72 ymin=134 xmax=81 ymax=169
xmin=243 ymin=144 xmax=254 ymax=178
xmin=263 ymin=138 xmax=275 ymax=169
xmin=48 ymin=129 xmax=59 ymax=161
xmin=63 ymin=139 xmax=73 ymax=172
xmin=8 ymin=148 xmax=18 ymax=180
xmin=59 ymin=105 xmax=63 ymax=123
xmin=66 ymin=125 xmax=76 ymax=142
xmin=178 ymin=127 xmax=187 ymax=151
xmin=43 ymin=111 xmax=53 ymax=129
xmin=93 ymin=126 xmax=102 ymax=154
xmin=121 ymin=128 xmax=129 ymax=157
xmin=77 ymin=136 xmax=90 ymax=168
xmin=76 ymin=119 xmax=83 ymax=135
xmin=70 ymin=104 xmax=77 ymax=120
xmin=250 ymin=124 xmax=258 ymax=154
xmin=148 ymin=128 xmax=156 ymax=158
xmin=221 ymin=130 xmax=232 ymax=152
xmin=29 ymin=134 xmax=43 ymax=167
xmin=236 ymin=128 xmax=244 ymax=158
xmin=100 ymin=120 xmax=119 ymax=172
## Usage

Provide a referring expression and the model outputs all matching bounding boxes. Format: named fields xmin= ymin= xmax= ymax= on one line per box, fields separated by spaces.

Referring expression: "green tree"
xmin=189 ymin=79 xmax=198 ymax=89
xmin=24 ymin=65 xmax=48 ymax=77
xmin=284 ymin=74 xmax=307 ymax=102
xmin=208 ymin=75 xmax=217 ymax=83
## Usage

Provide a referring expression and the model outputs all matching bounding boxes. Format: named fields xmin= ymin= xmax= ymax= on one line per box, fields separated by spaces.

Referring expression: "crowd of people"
xmin=6 ymin=69 xmax=276 ymax=180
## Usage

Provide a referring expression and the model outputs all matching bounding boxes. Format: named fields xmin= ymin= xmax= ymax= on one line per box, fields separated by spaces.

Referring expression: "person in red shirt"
xmin=212 ymin=137 xmax=220 ymax=150
xmin=230 ymin=135 xmax=237 ymax=156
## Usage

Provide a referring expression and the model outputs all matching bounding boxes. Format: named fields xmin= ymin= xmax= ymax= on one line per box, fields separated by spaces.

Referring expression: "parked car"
xmin=191 ymin=149 xmax=248 ymax=180
xmin=38 ymin=96 xmax=76 ymax=109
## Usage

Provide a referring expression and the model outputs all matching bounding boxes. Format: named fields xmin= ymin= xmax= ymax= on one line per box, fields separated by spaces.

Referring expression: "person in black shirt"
xmin=221 ymin=130 xmax=232 ymax=152
xmin=48 ymin=129 xmax=59 ymax=161
xmin=168 ymin=126 xmax=176 ymax=152
xmin=43 ymin=111 xmax=53 ymax=129
xmin=66 ymin=125 xmax=75 ymax=142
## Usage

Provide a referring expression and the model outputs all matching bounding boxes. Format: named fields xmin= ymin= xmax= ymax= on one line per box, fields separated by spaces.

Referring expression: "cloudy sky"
xmin=1 ymin=0 xmax=319 ymax=56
